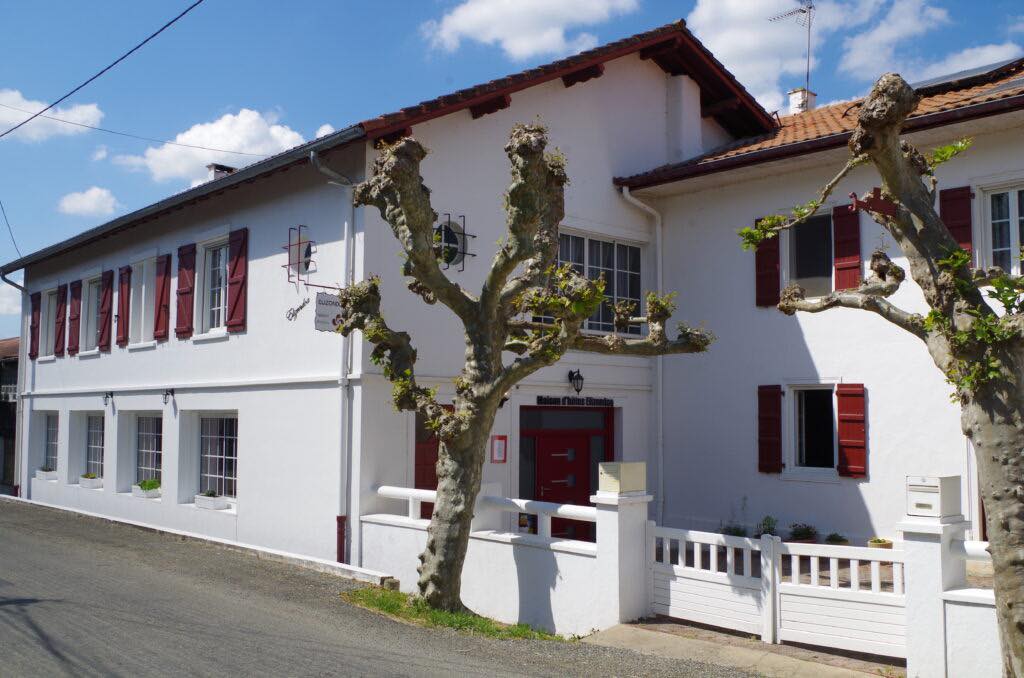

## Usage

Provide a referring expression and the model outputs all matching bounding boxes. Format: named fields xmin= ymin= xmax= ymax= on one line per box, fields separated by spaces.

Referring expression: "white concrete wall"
xmin=654 ymin=119 xmax=1024 ymax=544
xmin=944 ymin=597 xmax=1000 ymax=677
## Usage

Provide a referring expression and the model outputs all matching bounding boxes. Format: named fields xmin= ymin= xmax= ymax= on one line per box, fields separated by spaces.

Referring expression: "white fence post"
xmin=897 ymin=477 xmax=970 ymax=678
xmin=760 ymin=533 xmax=778 ymax=643
xmin=592 ymin=462 xmax=653 ymax=628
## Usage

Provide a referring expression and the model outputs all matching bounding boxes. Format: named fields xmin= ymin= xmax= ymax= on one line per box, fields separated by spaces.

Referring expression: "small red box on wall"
xmin=490 ymin=435 xmax=508 ymax=464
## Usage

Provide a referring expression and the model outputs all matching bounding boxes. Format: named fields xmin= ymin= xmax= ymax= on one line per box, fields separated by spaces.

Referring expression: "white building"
xmin=3 ymin=21 xmax=1023 ymax=566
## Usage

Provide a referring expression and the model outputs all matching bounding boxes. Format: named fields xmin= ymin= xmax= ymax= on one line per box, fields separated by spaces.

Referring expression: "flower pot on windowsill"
xmin=132 ymin=484 xmax=161 ymax=499
xmin=35 ymin=469 xmax=58 ymax=481
xmin=868 ymin=538 xmax=893 ymax=549
xmin=195 ymin=493 xmax=229 ymax=510
xmin=80 ymin=475 xmax=103 ymax=490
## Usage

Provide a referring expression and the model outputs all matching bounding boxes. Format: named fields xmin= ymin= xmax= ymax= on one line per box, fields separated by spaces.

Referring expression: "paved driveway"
xmin=0 ymin=500 xmax=753 ymax=677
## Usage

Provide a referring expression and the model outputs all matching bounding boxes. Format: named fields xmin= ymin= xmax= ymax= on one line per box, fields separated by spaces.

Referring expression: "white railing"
xmin=375 ymin=485 xmax=598 ymax=539
xmin=651 ymin=525 xmax=763 ymax=580
xmin=0 ymin=384 xmax=15 ymax=401
xmin=777 ymin=541 xmax=905 ymax=595
xmin=950 ymin=539 xmax=991 ymax=562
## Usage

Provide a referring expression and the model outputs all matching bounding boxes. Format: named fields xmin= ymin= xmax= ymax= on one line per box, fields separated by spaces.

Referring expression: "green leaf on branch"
xmin=738 ymin=215 xmax=785 ymax=251
xmin=926 ymin=138 xmax=972 ymax=170
xmin=987 ymin=274 xmax=1024 ymax=314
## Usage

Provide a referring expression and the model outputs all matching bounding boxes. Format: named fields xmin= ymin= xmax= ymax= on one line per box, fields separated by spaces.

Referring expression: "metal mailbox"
xmin=906 ymin=475 xmax=960 ymax=519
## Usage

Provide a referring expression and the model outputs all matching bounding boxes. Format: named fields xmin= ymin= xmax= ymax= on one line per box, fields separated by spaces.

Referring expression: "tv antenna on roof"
xmin=770 ymin=1 xmax=815 ymax=95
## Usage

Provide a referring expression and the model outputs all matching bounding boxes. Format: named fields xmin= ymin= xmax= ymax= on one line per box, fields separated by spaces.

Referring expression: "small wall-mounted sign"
xmin=536 ymin=395 xmax=614 ymax=407
xmin=490 ymin=435 xmax=508 ymax=464
xmin=314 ymin=292 xmax=343 ymax=332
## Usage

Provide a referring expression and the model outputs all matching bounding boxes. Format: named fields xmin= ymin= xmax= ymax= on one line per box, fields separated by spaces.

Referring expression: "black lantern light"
xmin=103 ymin=391 xmax=114 ymax=406
xmin=568 ymin=370 xmax=584 ymax=395
xmin=163 ymin=388 xmax=175 ymax=405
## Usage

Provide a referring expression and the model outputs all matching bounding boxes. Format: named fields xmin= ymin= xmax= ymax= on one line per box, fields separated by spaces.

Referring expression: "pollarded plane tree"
xmin=740 ymin=73 xmax=1024 ymax=676
xmin=338 ymin=124 xmax=712 ymax=612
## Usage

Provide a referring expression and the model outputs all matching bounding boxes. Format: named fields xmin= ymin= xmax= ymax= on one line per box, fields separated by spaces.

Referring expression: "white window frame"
xmin=782 ymin=380 xmax=840 ymax=483
xmin=81 ymin=276 xmax=103 ymax=353
xmin=136 ymin=414 xmax=163 ymax=484
xmin=44 ymin=413 xmax=59 ymax=471
xmin=40 ymin=289 xmax=58 ymax=358
xmin=781 ymin=212 xmax=834 ymax=298
xmin=547 ymin=229 xmax=645 ymax=335
xmin=85 ymin=414 xmax=105 ymax=479
xmin=199 ymin=414 xmax=238 ymax=499
xmin=196 ymin=239 xmax=230 ymax=335
xmin=129 ymin=257 xmax=158 ymax=346
xmin=981 ymin=184 xmax=1024 ymax=275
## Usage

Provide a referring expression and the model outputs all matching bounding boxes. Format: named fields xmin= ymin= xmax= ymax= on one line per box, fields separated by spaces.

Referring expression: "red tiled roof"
xmin=360 ymin=20 xmax=775 ymax=140
xmin=616 ymin=58 xmax=1024 ymax=189
xmin=0 ymin=337 xmax=18 ymax=360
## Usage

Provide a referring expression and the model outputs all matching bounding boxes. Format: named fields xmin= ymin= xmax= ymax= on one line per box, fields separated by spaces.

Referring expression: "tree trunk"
xmin=964 ymin=396 xmax=1024 ymax=677
xmin=416 ymin=409 xmax=494 ymax=611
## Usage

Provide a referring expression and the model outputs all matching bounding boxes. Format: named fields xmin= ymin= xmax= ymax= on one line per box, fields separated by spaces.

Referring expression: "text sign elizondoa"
xmin=314 ymin=292 xmax=343 ymax=332
xmin=536 ymin=395 xmax=613 ymax=407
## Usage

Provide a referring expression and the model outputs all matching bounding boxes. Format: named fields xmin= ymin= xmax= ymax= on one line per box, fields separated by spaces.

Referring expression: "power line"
xmin=0 ymin=0 xmax=206 ymax=140
xmin=0 ymin=200 xmax=22 ymax=258
xmin=0 ymin=101 xmax=267 ymax=157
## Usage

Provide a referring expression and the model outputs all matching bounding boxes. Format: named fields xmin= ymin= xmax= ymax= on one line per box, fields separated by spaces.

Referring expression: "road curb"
xmin=0 ymin=495 xmax=398 ymax=589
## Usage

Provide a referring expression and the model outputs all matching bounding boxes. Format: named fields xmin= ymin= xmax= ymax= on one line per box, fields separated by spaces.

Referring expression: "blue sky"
xmin=0 ymin=0 xmax=1022 ymax=336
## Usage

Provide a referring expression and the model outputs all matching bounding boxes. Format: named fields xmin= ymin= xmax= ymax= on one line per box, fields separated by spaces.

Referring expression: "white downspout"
xmin=310 ymin=151 xmax=357 ymax=561
xmin=620 ymin=186 xmax=666 ymax=524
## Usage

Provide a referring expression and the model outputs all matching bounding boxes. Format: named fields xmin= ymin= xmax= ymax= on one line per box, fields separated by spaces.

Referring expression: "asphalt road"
xmin=0 ymin=499 xmax=753 ymax=677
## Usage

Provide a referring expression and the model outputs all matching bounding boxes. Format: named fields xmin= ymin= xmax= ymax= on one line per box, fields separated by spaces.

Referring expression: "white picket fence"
xmin=649 ymin=525 xmax=907 ymax=658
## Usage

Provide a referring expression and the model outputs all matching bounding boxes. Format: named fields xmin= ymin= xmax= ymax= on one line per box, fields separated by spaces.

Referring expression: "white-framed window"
xmin=129 ymin=259 xmax=157 ymax=344
xmin=41 ymin=289 xmax=58 ymax=356
xmin=44 ymin=413 xmax=58 ymax=471
xmin=791 ymin=385 xmax=836 ymax=471
xmin=201 ymin=242 xmax=229 ymax=333
xmin=83 ymin=277 xmax=103 ymax=351
xmin=136 ymin=415 xmax=162 ymax=483
xmin=535 ymin=232 xmax=643 ymax=334
xmin=788 ymin=214 xmax=833 ymax=298
xmin=85 ymin=415 xmax=104 ymax=478
xmin=200 ymin=416 xmax=237 ymax=498
xmin=986 ymin=187 xmax=1024 ymax=274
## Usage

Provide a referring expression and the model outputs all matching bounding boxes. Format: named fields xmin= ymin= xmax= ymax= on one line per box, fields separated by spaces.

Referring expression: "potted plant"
xmin=132 ymin=478 xmax=161 ymax=499
xmin=721 ymin=522 xmax=747 ymax=537
xmin=80 ymin=472 xmax=103 ymax=489
xmin=35 ymin=465 xmax=57 ymax=481
xmin=787 ymin=523 xmax=818 ymax=543
xmin=868 ymin=537 xmax=893 ymax=549
xmin=753 ymin=515 xmax=777 ymax=538
xmin=825 ymin=532 xmax=849 ymax=546
xmin=195 ymin=489 xmax=229 ymax=510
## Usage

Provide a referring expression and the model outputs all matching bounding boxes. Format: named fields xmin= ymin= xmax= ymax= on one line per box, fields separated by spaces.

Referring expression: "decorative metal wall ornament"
xmin=285 ymin=297 xmax=310 ymax=321
xmin=434 ymin=213 xmax=475 ymax=272
xmin=281 ymin=225 xmax=340 ymax=292
xmin=568 ymin=369 xmax=585 ymax=394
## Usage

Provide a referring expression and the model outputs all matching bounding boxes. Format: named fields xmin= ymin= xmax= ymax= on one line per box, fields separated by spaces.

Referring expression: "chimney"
xmin=787 ymin=87 xmax=817 ymax=115
xmin=206 ymin=163 xmax=237 ymax=181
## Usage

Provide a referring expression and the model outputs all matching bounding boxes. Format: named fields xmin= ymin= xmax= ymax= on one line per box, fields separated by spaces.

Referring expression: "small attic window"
xmin=434 ymin=214 xmax=474 ymax=271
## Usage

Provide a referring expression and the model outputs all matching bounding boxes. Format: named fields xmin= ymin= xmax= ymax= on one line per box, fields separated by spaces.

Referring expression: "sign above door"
xmin=536 ymin=395 xmax=613 ymax=407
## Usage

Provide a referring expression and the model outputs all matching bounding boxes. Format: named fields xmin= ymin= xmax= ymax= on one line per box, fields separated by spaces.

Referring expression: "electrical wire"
xmin=0 ymin=0 xmax=206 ymax=140
xmin=0 ymin=200 xmax=22 ymax=258
xmin=0 ymin=101 xmax=266 ymax=157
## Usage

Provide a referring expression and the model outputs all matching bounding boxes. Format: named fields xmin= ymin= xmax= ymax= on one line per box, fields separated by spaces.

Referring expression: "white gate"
xmin=648 ymin=524 xmax=907 ymax=658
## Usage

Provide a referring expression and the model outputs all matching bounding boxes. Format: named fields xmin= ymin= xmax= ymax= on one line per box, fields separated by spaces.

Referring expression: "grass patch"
xmin=343 ymin=586 xmax=563 ymax=641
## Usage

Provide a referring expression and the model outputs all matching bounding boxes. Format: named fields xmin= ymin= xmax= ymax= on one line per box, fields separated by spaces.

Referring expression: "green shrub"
xmin=721 ymin=523 xmax=747 ymax=537
xmin=39 ymin=465 xmax=54 ymax=472
xmin=137 ymin=478 xmax=161 ymax=491
xmin=788 ymin=523 xmax=818 ymax=541
xmin=202 ymin=489 xmax=218 ymax=497
xmin=753 ymin=515 xmax=777 ymax=537
xmin=81 ymin=473 xmax=97 ymax=479
xmin=824 ymin=532 xmax=848 ymax=544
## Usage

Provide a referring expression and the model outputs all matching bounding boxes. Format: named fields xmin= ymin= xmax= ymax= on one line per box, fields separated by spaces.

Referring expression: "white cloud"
xmin=0 ymin=89 xmax=103 ymax=142
xmin=0 ymin=283 xmax=21 ymax=315
xmin=839 ymin=0 xmax=949 ymax=78
xmin=421 ymin=0 xmax=638 ymax=61
xmin=57 ymin=187 xmax=119 ymax=217
xmin=910 ymin=42 xmax=1023 ymax=82
xmin=1010 ymin=17 xmax=1024 ymax=34
xmin=113 ymin=109 xmax=304 ymax=186
xmin=315 ymin=123 xmax=335 ymax=138
xmin=91 ymin=145 xmax=108 ymax=161
xmin=687 ymin=0 xmax=883 ymax=112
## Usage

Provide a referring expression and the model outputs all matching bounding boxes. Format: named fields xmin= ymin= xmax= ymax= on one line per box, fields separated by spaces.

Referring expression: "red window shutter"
xmin=939 ymin=186 xmax=973 ymax=253
xmin=54 ymin=285 xmax=67 ymax=357
xmin=227 ymin=227 xmax=248 ymax=333
xmin=837 ymin=383 xmax=867 ymax=478
xmin=176 ymin=244 xmax=196 ymax=339
xmin=68 ymin=281 xmax=82 ymax=356
xmin=117 ymin=265 xmax=132 ymax=347
xmin=28 ymin=292 xmax=40 ymax=360
xmin=98 ymin=270 xmax=114 ymax=351
xmin=154 ymin=254 xmax=172 ymax=340
xmin=832 ymin=205 xmax=861 ymax=290
xmin=755 ymin=229 xmax=780 ymax=307
xmin=758 ymin=385 xmax=783 ymax=473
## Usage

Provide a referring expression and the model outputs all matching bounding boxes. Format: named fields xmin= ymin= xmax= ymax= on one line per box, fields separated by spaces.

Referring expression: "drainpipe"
xmin=1 ymin=271 xmax=26 ymax=496
xmin=310 ymin=151 xmax=357 ymax=561
xmin=620 ymin=187 xmax=666 ymax=524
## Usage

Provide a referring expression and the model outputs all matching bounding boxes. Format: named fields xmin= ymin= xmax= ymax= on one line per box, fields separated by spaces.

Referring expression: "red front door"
xmin=536 ymin=433 xmax=592 ymax=540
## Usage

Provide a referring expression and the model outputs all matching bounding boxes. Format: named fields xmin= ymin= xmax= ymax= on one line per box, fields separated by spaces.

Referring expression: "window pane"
xmin=520 ymin=409 xmax=605 ymax=430
xmin=44 ymin=414 xmax=58 ymax=470
xmin=790 ymin=215 xmax=832 ymax=297
xmin=86 ymin=415 xmax=104 ymax=478
xmin=136 ymin=416 xmax=163 ymax=483
xmin=206 ymin=245 xmax=228 ymax=331
xmin=199 ymin=416 xmax=238 ymax=498
xmin=797 ymin=390 xmax=834 ymax=469
xmin=992 ymin=192 xmax=1011 ymax=271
